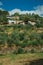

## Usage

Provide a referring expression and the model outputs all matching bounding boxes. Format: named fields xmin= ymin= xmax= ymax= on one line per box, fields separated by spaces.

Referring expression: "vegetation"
xmin=0 ymin=10 xmax=43 ymax=65
xmin=0 ymin=53 xmax=43 ymax=65
xmin=0 ymin=10 xmax=9 ymax=24
xmin=0 ymin=24 xmax=43 ymax=54
xmin=0 ymin=10 xmax=43 ymax=54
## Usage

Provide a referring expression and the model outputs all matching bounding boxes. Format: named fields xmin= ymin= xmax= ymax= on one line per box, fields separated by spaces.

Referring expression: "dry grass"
xmin=0 ymin=53 xmax=43 ymax=65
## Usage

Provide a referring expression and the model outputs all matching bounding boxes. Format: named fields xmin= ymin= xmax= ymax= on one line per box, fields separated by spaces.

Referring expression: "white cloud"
xmin=34 ymin=5 xmax=43 ymax=16
xmin=9 ymin=5 xmax=43 ymax=16
xmin=0 ymin=1 xmax=3 ymax=6
xmin=9 ymin=9 xmax=35 ymax=15
xmin=0 ymin=5 xmax=43 ymax=16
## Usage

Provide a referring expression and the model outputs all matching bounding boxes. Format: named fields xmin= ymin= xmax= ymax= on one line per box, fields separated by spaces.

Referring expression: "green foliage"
xmin=0 ymin=25 xmax=43 ymax=47
xmin=23 ymin=15 xmax=29 ymax=24
xmin=12 ymin=12 xmax=20 ymax=16
xmin=30 ymin=40 xmax=39 ymax=46
xmin=35 ymin=21 xmax=43 ymax=28
xmin=0 ymin=10 xmax=9 ymax=25
xmin=0 ymin=10 xmax=43 ymax=54
xmin=0 ymin=33 xmax=7 ymax=45
xmin=30 ymin=48 xmax=35 ymax=53
xmin=7 ymin=37 xmax=13 ymax=47
xmin=17 ymin=47 xmax=24 ymax=54
xmin=40 ymin=32 xmax=43 ymax=39
xmin=19 ymin=32 xmax=25 ymax=41
xmin=10 ymin=31 xmax=20 ymax=46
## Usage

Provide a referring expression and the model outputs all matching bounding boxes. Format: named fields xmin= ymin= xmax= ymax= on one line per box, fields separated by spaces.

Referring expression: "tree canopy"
xmin=0 ymin=10 xmax=9 ymax=24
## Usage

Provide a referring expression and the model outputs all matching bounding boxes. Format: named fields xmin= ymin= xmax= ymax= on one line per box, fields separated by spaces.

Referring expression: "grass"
xmin=0 ymin=25 xmax=43 ymax=65
xmin=0 ymin=53 xmax=43 ymax=65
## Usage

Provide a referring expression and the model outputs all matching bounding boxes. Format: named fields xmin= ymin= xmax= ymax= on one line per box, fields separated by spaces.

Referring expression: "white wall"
xmin=28 ymin=21 xmax=36 ymax=25
xmin=8 ymin=20 xmax=16 ymax=24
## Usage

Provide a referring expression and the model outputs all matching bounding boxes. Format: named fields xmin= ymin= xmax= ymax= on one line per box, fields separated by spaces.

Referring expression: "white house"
xmin=28 ymin=21 xmax=36 ymax=26
xmin=8 ymin=20 xmax=16 ymax=24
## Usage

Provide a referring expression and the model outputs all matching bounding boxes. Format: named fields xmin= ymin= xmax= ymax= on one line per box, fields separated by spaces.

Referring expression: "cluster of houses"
xmin=7 ymin=16 xmax=36 ymax=26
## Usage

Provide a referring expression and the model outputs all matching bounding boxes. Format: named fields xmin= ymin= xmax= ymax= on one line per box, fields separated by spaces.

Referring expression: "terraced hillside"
xmin=0 ymin=24 xmax=43 ymax=54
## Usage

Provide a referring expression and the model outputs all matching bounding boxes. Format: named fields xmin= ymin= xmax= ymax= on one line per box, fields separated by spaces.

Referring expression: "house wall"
xmin=8 ymin=20 xmax=16 ymax=24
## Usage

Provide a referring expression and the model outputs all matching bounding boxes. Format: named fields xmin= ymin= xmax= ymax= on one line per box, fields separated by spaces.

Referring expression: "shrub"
xmin=20 ymin=43 xmax=27 ymax=48
xmin=10 ymin=31 xmax=20 ymax=46
xmin=17 ymin=47 xmax=24 ymax=54
xmin=19 ymin=32 xmax=25 ymax=41
xmin=31 ymin=40 xmax=39 ymax=46
xmin=13 ymin=50 xmax=17 ymax=54
xmin=30 ymin=48 xmax=35 ymax=53
xmin=7 ymin=38 xmax=13 ymax=47
xmin=0 ymin=33 xmax=8 ymax=45
xmin=40 ymin=32 xmax=43 ymax=39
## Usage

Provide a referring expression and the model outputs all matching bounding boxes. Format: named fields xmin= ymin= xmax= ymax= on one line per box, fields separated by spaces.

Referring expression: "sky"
xmin=0 ymin=0 xmax=43 ymax=16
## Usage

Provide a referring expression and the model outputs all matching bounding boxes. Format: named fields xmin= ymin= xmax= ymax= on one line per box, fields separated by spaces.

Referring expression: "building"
xmin=7 ymin=16 xmax=19 ymax=20
xmin=8 ymin=20 xmax=16 ymax=24
xmin=28 ymin=21 xmax=36 ymax=26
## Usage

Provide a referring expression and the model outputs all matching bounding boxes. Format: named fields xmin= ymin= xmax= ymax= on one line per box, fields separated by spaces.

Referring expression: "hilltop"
xmin=0 ymin=10 xmax=43 ymax=54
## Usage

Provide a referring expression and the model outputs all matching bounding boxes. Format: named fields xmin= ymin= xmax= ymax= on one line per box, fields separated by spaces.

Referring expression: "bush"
xmin=13 ymin=50 xmax=17 ymax=54
xmin=19 ymin=32 xmax=25 ymax=41
xmin=7 ymin=38 xmax=13 ymax=47
xmin=31 ymin=40 xmax=39 ymax=46
xmin=30 ymin=48 xmax=35 ymax=53
xmin=0 ymin=33 xmax=8 ymax=45
xmin=20 ymin=43 xmax=27 ymax=48
xmin=17 ymin=47 xmax=24 ymax=54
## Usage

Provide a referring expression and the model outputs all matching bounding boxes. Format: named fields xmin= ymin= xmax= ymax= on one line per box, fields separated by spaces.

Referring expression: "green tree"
xmin=0 ymin=10 xmax=9 ymax=25
xmin=13 ymin=12 xmax=20 ymax=16
xmin=23 ymin=15 xmax=29 ymax=24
